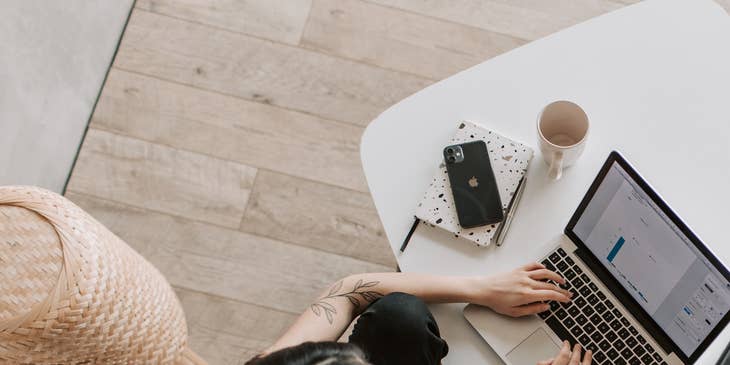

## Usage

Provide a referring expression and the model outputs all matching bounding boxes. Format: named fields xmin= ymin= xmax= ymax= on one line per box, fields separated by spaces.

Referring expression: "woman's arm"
xmin=266 ymin=262 xmax=572 ymax=353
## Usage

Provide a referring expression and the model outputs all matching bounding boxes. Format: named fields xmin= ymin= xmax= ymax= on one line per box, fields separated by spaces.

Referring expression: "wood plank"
xmin=114 ymin=10 xmax=431 ymax=126
xmin=136 ymin=0 xmax=312 ymax=45
xmin=66 ymin=129 xmax=256 ymax=228
xmin=240 ymin=170 xmax=397 ymax=267
xmin=366 ymin=0 xmax=625 ymax=41
xmin=186 ymin=324 xmax=263 ymax=365
xmin=64 ymin=192 xmax=393 ymax=313
xmin=301 ymin=0 xmax=526 ymax=80
xmin=92 ymin=69 xmax=369 ymax=193
xmin=174 ymin=288 xmax=296 ymax=365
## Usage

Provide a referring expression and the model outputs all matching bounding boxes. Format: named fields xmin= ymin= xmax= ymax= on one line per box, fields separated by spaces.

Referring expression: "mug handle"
xmin=548 ymin=151 xmax=564 ymax=180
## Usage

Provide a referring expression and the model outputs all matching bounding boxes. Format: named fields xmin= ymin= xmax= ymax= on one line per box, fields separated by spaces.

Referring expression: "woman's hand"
xmin=470 ymin=262 xmax=572 ymax=317
xmin=538 ymin=341 xmax=592 ymax=365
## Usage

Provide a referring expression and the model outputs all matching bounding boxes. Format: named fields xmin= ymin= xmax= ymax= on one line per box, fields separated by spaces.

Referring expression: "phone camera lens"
xmin=446 ymin=148 xmax=454 ymax=154
xmin=447 ymin=156 xmax=456 ymax=163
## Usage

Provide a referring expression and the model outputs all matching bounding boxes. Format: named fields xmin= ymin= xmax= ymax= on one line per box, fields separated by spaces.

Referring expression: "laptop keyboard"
xmin=538 ymin=247 xmax=668 ymax=365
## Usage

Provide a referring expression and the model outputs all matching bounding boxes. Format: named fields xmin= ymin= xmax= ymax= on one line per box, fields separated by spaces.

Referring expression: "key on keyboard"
xmin=536 ymin=248 xmax=666 ymax=364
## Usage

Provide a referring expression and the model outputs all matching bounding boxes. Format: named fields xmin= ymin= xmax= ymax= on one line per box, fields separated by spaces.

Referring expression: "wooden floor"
xmin=65 ymin=1 xmax=729 ymax=364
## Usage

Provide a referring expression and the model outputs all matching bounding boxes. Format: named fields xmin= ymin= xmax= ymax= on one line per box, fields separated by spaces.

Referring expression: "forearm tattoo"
xmin=310 ymin=279 xmax=383 ymax=324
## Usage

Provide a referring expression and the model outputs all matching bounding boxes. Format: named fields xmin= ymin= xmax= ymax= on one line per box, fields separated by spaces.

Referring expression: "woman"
xmin=246 ymin=262 xmax=592 ymax=365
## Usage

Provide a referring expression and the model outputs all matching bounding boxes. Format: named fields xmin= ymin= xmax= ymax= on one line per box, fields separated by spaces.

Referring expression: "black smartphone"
xmin=443 ymin=141 xmax=503 ymax=228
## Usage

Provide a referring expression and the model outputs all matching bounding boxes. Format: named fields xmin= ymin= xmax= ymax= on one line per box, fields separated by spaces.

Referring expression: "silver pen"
xmin=495 ymin=176 xmax=526 ymax=246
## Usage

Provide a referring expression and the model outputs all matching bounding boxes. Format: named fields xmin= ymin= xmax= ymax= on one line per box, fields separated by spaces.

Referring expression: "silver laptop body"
xmin=464 ymin=152 xmax=730 ymax=365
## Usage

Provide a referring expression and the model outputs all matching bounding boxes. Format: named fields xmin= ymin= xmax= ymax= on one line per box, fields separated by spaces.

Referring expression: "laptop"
xmin=464 ymin=151 xmax=730 ymax=365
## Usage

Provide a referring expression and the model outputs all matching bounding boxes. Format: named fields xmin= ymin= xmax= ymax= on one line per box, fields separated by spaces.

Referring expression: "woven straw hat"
xmin=0 ymin=186 xmax=206 ymax=364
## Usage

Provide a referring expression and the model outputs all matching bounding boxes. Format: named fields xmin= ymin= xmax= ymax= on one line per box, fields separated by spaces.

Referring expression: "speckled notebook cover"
xmin=415 ymin=121 xmax=534 ymax=247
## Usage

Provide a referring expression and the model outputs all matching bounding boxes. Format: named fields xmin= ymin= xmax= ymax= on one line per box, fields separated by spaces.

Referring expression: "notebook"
xmin=414 ymin=121 xmax=534 ymax=247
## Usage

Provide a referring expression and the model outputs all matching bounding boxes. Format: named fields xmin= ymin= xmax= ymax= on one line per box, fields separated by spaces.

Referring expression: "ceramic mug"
xmin=537 ymin=100 xmax=589 ymax=180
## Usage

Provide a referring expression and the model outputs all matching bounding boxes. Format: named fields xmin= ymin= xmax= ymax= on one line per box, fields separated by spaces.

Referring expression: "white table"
xmin=361 ymin=0 xmax=730 ymax=363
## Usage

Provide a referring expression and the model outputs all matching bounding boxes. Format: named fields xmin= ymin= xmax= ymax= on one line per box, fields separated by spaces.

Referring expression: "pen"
xmin=496 ymin=176 xmax=526 ymax=246
xmin=400 ymin=218 xmax=420 ymax=252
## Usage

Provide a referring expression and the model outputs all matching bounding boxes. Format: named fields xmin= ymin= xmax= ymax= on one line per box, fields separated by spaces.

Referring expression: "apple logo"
xmin=468 ymin=176 xmax=479 ymax=188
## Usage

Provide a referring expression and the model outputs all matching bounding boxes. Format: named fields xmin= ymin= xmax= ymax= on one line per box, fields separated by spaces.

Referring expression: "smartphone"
xmin=443 ymin=141 xmax=503 ymax=228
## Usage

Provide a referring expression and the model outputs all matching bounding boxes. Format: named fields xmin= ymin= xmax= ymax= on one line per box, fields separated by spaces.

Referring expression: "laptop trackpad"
xmin=506 ymin=328 xmax=560 ymax=364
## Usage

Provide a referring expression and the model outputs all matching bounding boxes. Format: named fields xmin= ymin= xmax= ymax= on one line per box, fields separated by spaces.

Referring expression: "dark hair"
xmin=244 ymin=342 xmax=370 ymax=365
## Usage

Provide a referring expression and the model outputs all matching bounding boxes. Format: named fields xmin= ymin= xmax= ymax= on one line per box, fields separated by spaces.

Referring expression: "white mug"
xmin=537 ymin=100 xmax=589 ymax=180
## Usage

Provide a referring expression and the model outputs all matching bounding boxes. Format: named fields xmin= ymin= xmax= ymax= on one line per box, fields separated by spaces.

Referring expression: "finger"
xmin=537 ymin=359 xmax=554 ymax=365
xmin=521 ymin=262 xmax=545 ymax=271
xmin=582 ymin=349 xmax=592 ymax=365
xmin=511 ymin=302 xmax=550 ymax=316
xmin=528 ymin=268 xmax=566 ymax=284
xmin=532 ymin=281 xmax=572 ymax=298
xmin=569 ymin=343 xmax=582 ymax=365
xmin=530 ymin=289 xmax=572 ymax=303
xmin=555 ymin=341 xmax=571 ymax=364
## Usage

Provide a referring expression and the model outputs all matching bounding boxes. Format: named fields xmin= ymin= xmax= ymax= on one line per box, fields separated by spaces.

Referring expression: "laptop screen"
xmin=571 ymin=159 xmax=730 ymax=358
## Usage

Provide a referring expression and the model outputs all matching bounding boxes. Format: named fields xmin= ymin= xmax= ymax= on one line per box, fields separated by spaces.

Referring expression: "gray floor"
xmin=0 ymin=0 xmax=133 ymax=192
